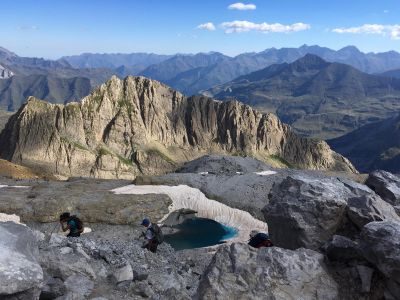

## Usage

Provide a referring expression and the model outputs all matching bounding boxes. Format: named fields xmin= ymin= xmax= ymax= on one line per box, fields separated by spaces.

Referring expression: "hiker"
xmin=248 ymin=231 xmax=273 ymax=248
xmin=140 ymin=218 xmax=163 ymax=253
xmin=60 ymin=212 xmax=84 ymax=237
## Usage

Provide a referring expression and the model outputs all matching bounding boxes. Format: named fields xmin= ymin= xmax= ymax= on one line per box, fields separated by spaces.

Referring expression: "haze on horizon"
xmin=0 ymin=0 xmax=399 ymax=59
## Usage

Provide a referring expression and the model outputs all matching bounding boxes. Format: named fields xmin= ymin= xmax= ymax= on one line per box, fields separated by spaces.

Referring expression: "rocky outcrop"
xmin=346 ymin=194 xmax=400 ymax=229
xmin=196 ymin=243 xmax=339 ymax=300
xmin=359 ymin=221 xmax=400 ymax=299
xmin=37 ymin=230 xmax=206 ymax=299
xmin=0 ymin=178 xmax=171 ymax=224
xmin=324 ymin=235 xmax=362 ymax=262
xmin=263 ymin=173 xmax=400 ymax=250
xmin=0 ymin=76 xmax=355 ymax=179
xmin=263 ymin=174 xmax=372 ymax=250
xmin=0 ymin=222 xmax=43 ymax=300
xmin=366 ymin=170 xmax=400 ymax=206
xmin=176 ymin=154 xmax=272 ymax=174
xmin=0 ymin=64 xmax=13 ymax=79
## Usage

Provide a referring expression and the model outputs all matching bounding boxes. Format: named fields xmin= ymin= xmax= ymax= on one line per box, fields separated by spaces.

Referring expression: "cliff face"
xmin=0 ymin=64 xmax=13 ymax=79
xmin=0 ymin=76 xmax=356 ymax=179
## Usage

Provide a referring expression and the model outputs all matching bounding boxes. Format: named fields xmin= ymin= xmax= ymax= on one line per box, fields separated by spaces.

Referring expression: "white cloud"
xmin=197 ymin=22 xmax=216 ymax=31
xmin=332 ymin=24 xmax=400 ymax=40
xmin=17 ymin=25 xmax=38 ymax=31
xmin=228 ymin=3 xmax=256 ymax=10
xmin=220 ymin=20 xmax=310 ymax=33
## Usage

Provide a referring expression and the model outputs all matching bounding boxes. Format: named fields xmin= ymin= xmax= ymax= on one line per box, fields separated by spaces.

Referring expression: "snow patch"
xmin=0 ymin=185 xmax=30 ymax=189
xmin=0 ymin=213 xmax=23 ymax=225
xmin=255 ymin=170 xmax=277 ymax=176
xmin=112 ymin=184 xmax=268 ymax=243
xmin=83 ymin=227 xmax=92 ymax=234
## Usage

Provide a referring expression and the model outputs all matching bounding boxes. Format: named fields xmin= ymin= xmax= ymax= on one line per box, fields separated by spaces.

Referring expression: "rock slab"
xmin=0 ymin=222 xmax=43 ymax=298
xmin=366 ymin=170 xmax=400 ymax=206
xmin=196 ymin=243 xmax=338 ymax=300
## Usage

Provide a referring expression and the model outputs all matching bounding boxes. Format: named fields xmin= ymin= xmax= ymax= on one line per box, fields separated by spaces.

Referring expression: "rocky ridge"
xmin=0 ymin=76 xmax=355 ymax=179
xmin=208 ymin=54 xmax=400 ymax=139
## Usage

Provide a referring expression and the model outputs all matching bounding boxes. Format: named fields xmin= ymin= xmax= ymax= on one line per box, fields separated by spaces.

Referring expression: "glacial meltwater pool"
xmin=164 ymin=218 xmax=238 ymax=250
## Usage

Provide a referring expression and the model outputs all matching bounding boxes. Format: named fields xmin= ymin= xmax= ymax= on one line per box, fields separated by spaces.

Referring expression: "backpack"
xmin=248 ymin=233 xmax=270 ymax=248
xmin=70 ymin=215 xmax=84 ymax=233
xmin=150 ymin=224 xmax=164 ymax=244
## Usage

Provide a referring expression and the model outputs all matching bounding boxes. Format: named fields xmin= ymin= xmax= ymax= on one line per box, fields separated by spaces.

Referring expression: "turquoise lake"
xmin=164 ymin=218 xmax=238 ymax=250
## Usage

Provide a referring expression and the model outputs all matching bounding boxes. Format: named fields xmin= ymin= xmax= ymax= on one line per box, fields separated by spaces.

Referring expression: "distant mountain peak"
xmin=0 ymin=46 xmax=17 ymax=58
xmin=338 ymin=45 xmax=361 ymax=53
xmin=291 ymin=54 xmax=329 ymax=70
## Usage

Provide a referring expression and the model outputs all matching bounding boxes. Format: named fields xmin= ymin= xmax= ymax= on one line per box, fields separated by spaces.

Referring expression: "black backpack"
xmin=70 ymin=215 xmax=84 ymax=233
xmin=248 ymin=233 xmax=269 ymax=248
xmin=150 ymin=224 xmax=164 ymax=244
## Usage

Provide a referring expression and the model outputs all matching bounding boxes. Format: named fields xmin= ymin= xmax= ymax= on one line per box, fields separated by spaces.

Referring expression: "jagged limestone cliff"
xmin=0 ymin=76 xmax=356 ymax=179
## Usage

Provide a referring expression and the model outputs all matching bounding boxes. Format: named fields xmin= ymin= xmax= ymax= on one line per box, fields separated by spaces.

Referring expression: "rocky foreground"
xmin=0 ymin=156 xmax=399 ymax=299
xmin=0 ymin=76 xmax=355 ymax=180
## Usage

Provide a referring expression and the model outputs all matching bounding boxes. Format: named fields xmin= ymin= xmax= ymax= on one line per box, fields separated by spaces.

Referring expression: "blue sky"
xmin=0 ymin=0 xmax=399 ymax=58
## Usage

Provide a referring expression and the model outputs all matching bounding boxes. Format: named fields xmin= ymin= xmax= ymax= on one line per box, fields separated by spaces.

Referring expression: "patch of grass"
xmin=116 ymin=153 xmax=133 ymax=166
xmin=269 ymin=154 xmax=293 ymax=168
xmin=98 ymin=146 xmax=133 ymax=166
xmin=72 ymin=141 xmax=89 ymax=151
xmin=118 ymin=98 xmax=134 ymax=116
xmin=146 ymin=148 xmax=176 ymax=165
xmin=98 ymin=147 xmax=113 ymax=156
xmin=60 ymin=136 xmax=92 ymax=153
xmin=232 ymin=151 xmax=248 ymax=157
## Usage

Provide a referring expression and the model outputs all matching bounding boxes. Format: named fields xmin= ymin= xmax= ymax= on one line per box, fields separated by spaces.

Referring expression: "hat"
xmin=60 ymin=212 xmax=70 ymax=221
xmin=141 ymin=218 xmax=150 ymax=226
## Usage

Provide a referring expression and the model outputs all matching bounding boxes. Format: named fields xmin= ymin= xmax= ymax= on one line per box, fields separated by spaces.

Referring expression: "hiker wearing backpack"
xmin=60 ymin=212 xmax=84 ymax=238
xmin=140 ymin=218 xmax=163 ymax=253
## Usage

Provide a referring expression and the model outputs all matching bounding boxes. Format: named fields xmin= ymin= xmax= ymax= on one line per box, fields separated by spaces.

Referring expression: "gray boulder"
xmin=359 ymin=221 xmax=400 ymax=280
xmin=40 ymin=276 xmax=66 ymax=300
xmin=0 ymin=222 xmax=43 ymax=299
xmin=196 ymin=243 xmax=338 ymax=300
xmin=366 ymin=170 xmax=400 ymax=206
xmin=64 ymin=274 xmax=94 ymax=297
xmin=359 ymin=221 xmax=400 ymax=299
xmin=347 ymin=194 xmax=400 ymax=229
xmin=112 ymin=264 xmax=133 ymax=283
xmin=263 ymin=175 xmax=369 ymax=250
xmin=324 ymin=235 xmax=362 ymax=262
xmin=356 ymin=265 xmax=374 ymax=293
xmin=39 ymin=246 xmax=96 ymax=280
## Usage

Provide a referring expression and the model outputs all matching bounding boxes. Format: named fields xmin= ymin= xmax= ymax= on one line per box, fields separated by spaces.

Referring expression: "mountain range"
xmin=0 ymin=76 xmax=355 ymax=179
xmin=0 ymin=75 xmax=91 ymax=111
xmin=381 ymin=69 xmax=400 ymax=79
xmin=2 ymin=45 xmax=400 ymax=114
xmin=208 ymin=54 xmax=400 ymax=139
xmin=60 ymin=52 xmax=173 ymax=71
xmin=61 ymin=45 xmax=400 ymax=96
xmin=328 ymin=114 xmax=400 ymax=173
xmin=0 ymin=47 xmax=117 ymax=111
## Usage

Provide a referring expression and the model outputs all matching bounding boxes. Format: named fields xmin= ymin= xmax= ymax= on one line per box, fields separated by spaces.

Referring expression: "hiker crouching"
xmin=140 ymin=218 xmax=164 ymax=253
xmin=60 ymin=212 xmax=84 ymax=237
